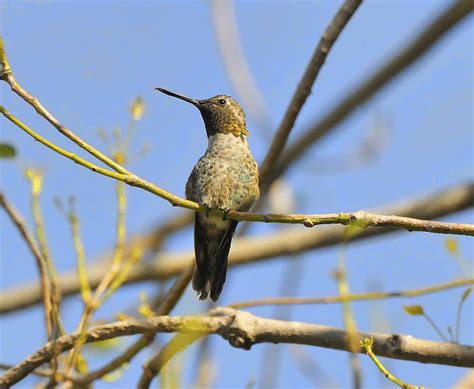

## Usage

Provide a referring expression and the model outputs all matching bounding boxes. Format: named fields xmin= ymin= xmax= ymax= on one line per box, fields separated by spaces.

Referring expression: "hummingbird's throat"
xmin=205 ymin=121 xmax=248 ymax=138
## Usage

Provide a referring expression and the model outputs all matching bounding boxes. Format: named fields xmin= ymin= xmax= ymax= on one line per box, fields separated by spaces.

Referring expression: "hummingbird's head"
xmin=156 ymin=88 xmax=248 ymax=138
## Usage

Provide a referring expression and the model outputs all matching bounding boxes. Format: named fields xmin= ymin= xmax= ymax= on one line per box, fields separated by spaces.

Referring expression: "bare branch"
xmin=1 ymin=181 xmax=472 ymax=314
xmin=2 ymin=308 xmax=473 ymax=387
xmin=335 ymin=254 xmax=363 ymax=388
xmin=360 ymin=338 xmax=422 ymax=388
xmin=0 ymin=192 xmax=53 ymax=340
xmin=233 ymin=210 xmax=473 ymax=235
xmin=259 ymin=0 xmax=362 ymax=187
xmin=230 ymin=278 xmax=474 ymax=309
xmin=0 ymin=363 xmax=77 ymax=382
xmin=269 ymin=0 xmax=474 ymax=184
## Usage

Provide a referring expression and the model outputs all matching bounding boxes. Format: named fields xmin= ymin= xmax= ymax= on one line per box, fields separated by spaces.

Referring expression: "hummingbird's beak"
xmin=155 ymin=88 xmax=201 ymax=106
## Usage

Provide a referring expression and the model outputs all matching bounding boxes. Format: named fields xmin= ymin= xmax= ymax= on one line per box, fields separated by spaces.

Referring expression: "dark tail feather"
xmin=209 ymin=224 xmax=234 ymax=302
xmin=192 ymin=214 xmax=210 ymax=299
xmin=192 ymin=213 xmax=237 ymax=301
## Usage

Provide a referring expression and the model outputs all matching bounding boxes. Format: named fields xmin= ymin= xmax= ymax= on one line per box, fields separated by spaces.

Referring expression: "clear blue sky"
xmin=1 ymin=1 xmax=473 ymax=387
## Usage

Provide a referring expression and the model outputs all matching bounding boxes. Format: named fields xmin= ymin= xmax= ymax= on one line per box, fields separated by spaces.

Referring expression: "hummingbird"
xmin=156 ymin=88 xmax=260 ymax=302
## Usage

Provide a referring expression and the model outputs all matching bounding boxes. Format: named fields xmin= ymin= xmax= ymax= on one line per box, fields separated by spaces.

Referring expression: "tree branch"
xmin=5 ymin=106 xmax=471 ymax=237
xmin=269 ymin=0 xmax=474 ymax=184
xmin=1 ymin=308 xmax=473 ymax=387
xmin=259 ymin=0 xmax=362 ymax=187
xmin=1 ymin=181 xmax=472 ymax=314
xmin=0 ymin=192 xmax=53 ymax=340
xmin=229 ymin=278 xmax=474 ymax=309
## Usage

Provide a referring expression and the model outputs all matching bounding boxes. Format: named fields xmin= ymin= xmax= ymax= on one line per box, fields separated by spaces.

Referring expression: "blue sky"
xmin=1 ymin=1 xmax=473 ymax=387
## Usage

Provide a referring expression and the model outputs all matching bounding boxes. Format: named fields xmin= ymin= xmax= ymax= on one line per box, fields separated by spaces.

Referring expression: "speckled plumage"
xmin=185 ymin=132 xmax=259 ymax=211
xmin=157 ymin=88 xmax=259 ymax=301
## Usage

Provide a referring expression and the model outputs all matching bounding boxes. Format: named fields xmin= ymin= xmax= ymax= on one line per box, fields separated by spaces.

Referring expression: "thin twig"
xmin=422 ymin=311 xmax=449 ymax=342
xmin=455 ymin=287 xmax=472 ymax=343
xmin=229 ymin=278 xmax=474 ymax=309
xmin=0 ymin=192 xmax=53 ymax=340
xmin=0 ymin=363 xmax=77 ymax=382
xmin=336 ymin=251 xmax=362 ymax=389
xmin=25 ymin=169 xmax=63 ymax=386
xmin=360 ymin=338 xmax=423 ymax=388
xmin=259 ymin=0 xmax=362 ymax=187
xmin=64 ymin=177 xmax=128 ymax=374
xmin=2 ymin=308 xmax=474 ymax=387
xmin=67 ymin=201 xmax=91 ymax=304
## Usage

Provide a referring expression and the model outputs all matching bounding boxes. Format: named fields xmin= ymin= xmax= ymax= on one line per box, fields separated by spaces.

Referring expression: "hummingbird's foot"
xmin=221 ymin=208 xmax=229 ymax=221
xmin=204 ymin=206 xmax=211 ymax=218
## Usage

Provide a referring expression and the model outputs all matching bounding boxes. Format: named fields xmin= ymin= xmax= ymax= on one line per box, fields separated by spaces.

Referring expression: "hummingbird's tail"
xmin=192 ymin=214 xmax=238 ymax=302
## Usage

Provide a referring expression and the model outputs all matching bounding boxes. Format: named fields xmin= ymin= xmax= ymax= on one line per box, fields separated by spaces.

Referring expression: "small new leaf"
xmin=445 ymin=238 xmax=458 ymax=254
xmin=461 ymin=287 xmax=472 ymax=303
xmin=0 ymin=143 xmax=15 ymax=158
xmin=116 ymin=312 xmax=134 ymax=321
xmin=130 ymin=96 xmax=145 ymax=121
xmin=88 ymin=337 xmax=122 ymax=352
xmin=138 ymin=291 xmax=154 ymax=318
xmin=138 ymin=303 xmax=154 ymax=318
xmin=102 ymin=362 xmax=129 ymax=383
xmin=403 ymin=304 xmax=424 ymax=316
xmin=75 ymin=353 xmax=89 ymax=374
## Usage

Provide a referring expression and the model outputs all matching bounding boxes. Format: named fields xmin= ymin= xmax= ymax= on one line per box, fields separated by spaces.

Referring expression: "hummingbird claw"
xmin=221 ymin=208 xmax=229 ymax=221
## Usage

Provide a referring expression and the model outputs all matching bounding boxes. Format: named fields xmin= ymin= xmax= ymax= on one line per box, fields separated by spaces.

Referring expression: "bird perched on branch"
xmin=156 ymin=88 xmax=260 ymax=302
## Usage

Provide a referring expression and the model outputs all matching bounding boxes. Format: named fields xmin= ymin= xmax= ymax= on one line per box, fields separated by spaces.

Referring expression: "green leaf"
xmin=0 ymin=143 xmax=15 ymax=158
xmin=403 ymin=304 xmax=424 ymax=316
xmin=461 ymin=287 xmax=472 ymax=303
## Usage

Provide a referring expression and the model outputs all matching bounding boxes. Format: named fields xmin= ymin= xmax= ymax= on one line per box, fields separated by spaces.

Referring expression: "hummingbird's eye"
xmin=218 ymin=98 xmax=226 ymax=105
